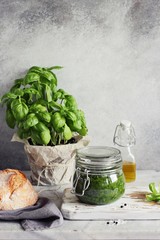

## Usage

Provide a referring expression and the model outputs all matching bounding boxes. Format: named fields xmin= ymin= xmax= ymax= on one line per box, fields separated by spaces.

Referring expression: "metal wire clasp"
xmin=71 ymin=167 xmax=90 ymax=196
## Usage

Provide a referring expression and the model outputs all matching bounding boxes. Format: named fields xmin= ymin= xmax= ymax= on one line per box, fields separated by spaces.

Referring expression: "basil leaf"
xmin=46 ymin=66 xmax=63 ymax=70
xmin=149 ymin=183 xmax=158 ymax=194
xmin=146 ymin=182 xmax=160 ymax=203
xmin=10 ymin=79 xmax=23 ymax=92
xmin=63 ymin=124 xmax=72 ymax=140
xmin=28 ymin=66 xmax=43 ymax=74
xmin=18 ymin=128 xmax=31 ymax=140
xmin=78 ymin=126 xmax=88 ymax=136
xmin=36 ymin=112 xmax=51 ymax=123
xmin=51 ymin=112 xmax=65 ymax=131
xmin=14 ymin=78 xmax=24 ymax=85
xmin=11 ymin=88 xmax=24 ymax=96
xmin=50 ymin=72 xmax=57 ymax=86
xmin=53 ymin=91 xmax=62 ymax=101
xmin=23 ymin=113 xmax=39 ymax=129
xmin=45 ymin=85 xmax=52 ymax=102
xmin=11 ymin=99 xmax=29 ymax=121
xmin=5 ymin=108 xmax=16 ymax=129
xmin=40 ymin=129 xmax=51 ymax=145
xmin=33 ymin=122 xmax=49 ymax=132
xmin=23 ymin=87 xmax=41 ymax=96
xmin=77 ymin=110 xmax=88 ymax=135
xmin=29 ymin=103 xmax=47 ymax=113
xmin=24 ymin=72 xmax=40 ymax=85
xmin=1 ymin=92 xmax=17 ymax=102
xmin=65 ymin=95 xmax=77 ymax=109
xmin=30 ymin=129 xmax=43 ymax=145
xmin=66 ymin=111 xmax=77 ymax=122
xmin=68 ymin=119 xmax=82 ymax=131
xmin=40 ymin=70 xmax=57 ymax=84
xmin=49 ymin=101 xmax=61 ymax=110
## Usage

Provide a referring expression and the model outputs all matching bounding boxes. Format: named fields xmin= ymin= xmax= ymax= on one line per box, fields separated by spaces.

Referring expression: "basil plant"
xmin=0 ymin=66 xmax=88 ymax=146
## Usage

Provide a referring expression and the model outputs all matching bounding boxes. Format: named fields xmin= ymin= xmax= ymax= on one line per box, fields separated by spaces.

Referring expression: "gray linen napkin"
xmin=0 ymin=197 xmax=63 ymax=231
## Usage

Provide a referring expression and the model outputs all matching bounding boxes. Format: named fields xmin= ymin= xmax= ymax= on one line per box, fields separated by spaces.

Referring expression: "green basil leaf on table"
xmin=146 ymin=182 xmax=160 ymax=203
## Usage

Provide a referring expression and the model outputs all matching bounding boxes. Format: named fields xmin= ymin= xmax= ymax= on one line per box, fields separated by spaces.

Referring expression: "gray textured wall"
xmin=0 ymin=0 xmax=160 ymax=170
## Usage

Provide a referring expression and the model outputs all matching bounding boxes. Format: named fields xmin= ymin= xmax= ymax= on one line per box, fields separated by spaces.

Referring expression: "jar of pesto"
xmin=72 ymin=146 xmax=125 ymax=205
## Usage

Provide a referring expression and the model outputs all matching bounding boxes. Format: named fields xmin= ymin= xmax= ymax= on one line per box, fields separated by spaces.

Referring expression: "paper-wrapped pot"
xmin=12 ymin=134 xmax=90 ymax=186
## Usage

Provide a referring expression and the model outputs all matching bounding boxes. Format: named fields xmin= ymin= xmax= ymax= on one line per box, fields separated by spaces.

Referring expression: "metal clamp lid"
xmin=71 ymin=167 xmax=90 ymax=196
xmin=113 ymin=120 xmax=136 ymax=147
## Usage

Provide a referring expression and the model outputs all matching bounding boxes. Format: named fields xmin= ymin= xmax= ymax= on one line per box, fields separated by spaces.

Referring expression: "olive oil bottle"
xmin=122 ymin=161 xmax=136 ymax=182
xmin=113 ymin=120 xmax=136 ymax=183
xmin=120 ymin=146 xmax=136 ymax=182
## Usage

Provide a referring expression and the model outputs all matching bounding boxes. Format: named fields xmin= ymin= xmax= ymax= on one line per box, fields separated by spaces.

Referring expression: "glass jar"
xmin=72 ymin=146 xmax=125 ymax=205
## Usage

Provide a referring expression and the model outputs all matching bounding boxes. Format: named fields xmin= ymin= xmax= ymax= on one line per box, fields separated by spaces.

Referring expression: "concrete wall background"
xmin=0 ymin=0 xmax=160 ymax=170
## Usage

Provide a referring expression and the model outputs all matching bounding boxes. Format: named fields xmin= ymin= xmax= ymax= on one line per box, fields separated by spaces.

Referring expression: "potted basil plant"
xmin=0 ymin=66 xmax=89 ymax=185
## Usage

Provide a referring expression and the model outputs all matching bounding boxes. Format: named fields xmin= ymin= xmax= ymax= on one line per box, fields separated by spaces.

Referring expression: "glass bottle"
xmin=113 ymin=120 xmax=136 ymax=183
xmin=71 ymin=146 xmax=125 ymax=205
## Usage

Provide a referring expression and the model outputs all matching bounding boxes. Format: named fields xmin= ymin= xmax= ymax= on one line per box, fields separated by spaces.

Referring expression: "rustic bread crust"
xmin=0 ymin=169 xmax=38 ymax=210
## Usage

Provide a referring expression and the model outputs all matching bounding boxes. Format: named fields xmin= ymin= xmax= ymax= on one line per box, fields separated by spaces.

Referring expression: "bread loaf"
xmin=0 ymin=169 xmax=38 ymax=210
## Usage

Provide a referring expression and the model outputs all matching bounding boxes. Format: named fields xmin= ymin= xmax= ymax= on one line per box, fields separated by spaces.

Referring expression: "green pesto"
xmin=76 ymin=173 xmax=125 ymax=205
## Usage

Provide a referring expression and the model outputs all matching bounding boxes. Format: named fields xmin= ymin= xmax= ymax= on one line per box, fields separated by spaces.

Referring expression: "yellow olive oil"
xmin=122 ymin=161 xmax=136 ymax=182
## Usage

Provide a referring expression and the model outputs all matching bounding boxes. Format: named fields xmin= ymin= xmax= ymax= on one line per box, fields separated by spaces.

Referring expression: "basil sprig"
xmin=0 ymin=66 xmax=88 ymax=146
xmin=146 ymin=182 xmax=160 ymax=202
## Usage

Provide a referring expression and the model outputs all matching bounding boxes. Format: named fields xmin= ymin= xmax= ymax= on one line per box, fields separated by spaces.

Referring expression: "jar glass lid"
xmin=77 ymin=146 xmax=120 ymax=158
xmin=76 ymin=146 xmax=122 ymax=170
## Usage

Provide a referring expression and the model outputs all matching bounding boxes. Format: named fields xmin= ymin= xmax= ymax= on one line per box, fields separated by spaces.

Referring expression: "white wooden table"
xmin=0 ymin=170 xmax=160 ymax=240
